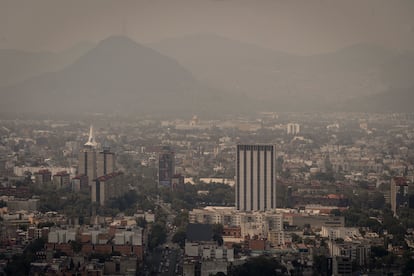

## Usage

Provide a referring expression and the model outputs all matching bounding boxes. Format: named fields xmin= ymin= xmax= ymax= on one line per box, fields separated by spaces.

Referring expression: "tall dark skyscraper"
xmin=159 ymin=147 xmax=175 ymax=187
xmin=391 ymin=177 xmax=409 ymax=216
xmin=236 ymin=144 xmax=276 ymax=211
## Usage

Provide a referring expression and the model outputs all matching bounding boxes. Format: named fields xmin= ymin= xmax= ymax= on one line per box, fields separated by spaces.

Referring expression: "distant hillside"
xmin=2 ymin=34 xmax=413 ymax=115
xmin=335 ymin=50 xmax=414 ymax=113
xmin=150 ymin=34 xmax=300 ymax=107
xmin=337 ymin=87 xmax=414 ymax=113
xmin=0 ymin=41 xmax=95 ymax=86
xmin=380 ymin=51 xmax=414 ymax=89
xmin=150 ymin=34 xmax=401 ymax=111
xmin=0 ymin=36 xmax=244 ymax=116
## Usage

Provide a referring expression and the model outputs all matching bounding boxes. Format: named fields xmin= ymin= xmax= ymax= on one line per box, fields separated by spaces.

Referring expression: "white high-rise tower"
xmin=235 ymin=144 xmax=276 ymax=211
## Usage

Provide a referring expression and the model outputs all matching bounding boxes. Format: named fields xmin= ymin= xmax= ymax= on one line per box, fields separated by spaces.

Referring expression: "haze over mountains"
xmin=0 ymin=36 xmax=230 ymax=116
xmin=151 ymin=34 xmax=414 ymax=112
xmin=0 ymin=42 xmax=95 ymax=87
xmin=0 ymin=34 xmax=413 ymax=115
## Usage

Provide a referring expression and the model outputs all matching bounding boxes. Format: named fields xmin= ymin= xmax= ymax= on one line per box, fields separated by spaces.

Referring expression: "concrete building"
xmin=13 ymin=166 xmax=76 ymax=178
xmin=7 ymin=198 xmax=39 ymax=212
xmin=78 ymin=126 xmax=98 ymax=186
xmin=159 ymin=146 xmax=175 ymax=187
xmin=52 ymin=171 xmax=70 ymax=189
xmin=171 ymin=174 xmax=185 ymax=191
xmin=91 ymin=172 xmax=126 ymax=206
xmin=284 ymin=213 xmax=345 ymax=229
xmin=71 ymin=174 xmax=89 ymax=192
xmin=188 ymin=207 xmax=280 ymax=243
xmin=287 ymin=123 xmax=300 ymax=135
xmin=321 ymin=227 xmax=361 ymax=240
xmin=236 ymin=144 xmax=276 ymax=211
xmin=332 ymin=256 xmax=352 ymax=276
xmin=184 ymin=223 xmax=234 ymax=276
xmin=34 ymin=169 xmax=52 ymax=186
xmin=97 ymin=146 xmax=115 ymax=177
xmin=390 ymin=176 xmax=409 ymax=216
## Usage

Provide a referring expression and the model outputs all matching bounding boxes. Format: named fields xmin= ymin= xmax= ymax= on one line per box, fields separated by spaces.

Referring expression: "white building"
xmin=189 ymin=207 xmax=286 ymax=244
xmin=236 ymin=144 xmax=276 ymax=211
xmin=321 ymin=227 xmax=361 ymax=240
xmin=287 ymin=123 xmax=300 ymax=135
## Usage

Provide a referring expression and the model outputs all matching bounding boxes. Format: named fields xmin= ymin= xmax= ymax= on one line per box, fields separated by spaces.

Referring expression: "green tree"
xmin=212 ymin=224 xmax=224 ymax=246
xmin=229 ymin=256 xmax=287 ymax=276
xmin=70 ymin=240 xmax=82 ymax=253
xmin=172 ymin=230 xmax=186 ymax=248
xmin=370 ymin=192 xmax=385 ymax=209
xmin=149 ymin=223 xmax=167 ymax=250
xmin=173 ymin=210 xmax=189 ymax=229
xmin=291 ymin=233 xmax=302 ymax=243
xmin=136 ymin=217 xmax=147 ymax=228
xmin=330 ymin=209 xmax=341 ymax=216
xmin=312 ymin=255 xmax=327 ymax=276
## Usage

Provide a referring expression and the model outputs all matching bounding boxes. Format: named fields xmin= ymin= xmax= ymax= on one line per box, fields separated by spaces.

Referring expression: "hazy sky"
xmin=1 ymin=0 xmax=414 ymax=55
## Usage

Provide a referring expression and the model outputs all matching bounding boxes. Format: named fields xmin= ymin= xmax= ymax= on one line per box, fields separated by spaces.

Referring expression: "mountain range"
xmin=0 ymin=34 xmax=413 ymax=115
xmin=151 ymin=34 xmax=414 ymax=112
xmin=0 ymin=41 xmax=95 ymax=87
xmin=0 ymin=36 xmax=237 ymax=116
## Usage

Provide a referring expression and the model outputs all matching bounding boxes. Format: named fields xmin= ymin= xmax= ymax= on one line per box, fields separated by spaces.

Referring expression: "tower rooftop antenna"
xmin=84 ymin=125 xmax=97 ymax=147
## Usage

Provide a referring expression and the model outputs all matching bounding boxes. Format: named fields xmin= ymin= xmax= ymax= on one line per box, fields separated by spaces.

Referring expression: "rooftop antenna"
xmin=84 ymin=125 xmax=97 ymax=148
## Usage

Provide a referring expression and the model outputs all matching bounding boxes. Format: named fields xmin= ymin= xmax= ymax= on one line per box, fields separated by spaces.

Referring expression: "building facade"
xmin=71 ymin=174 xmax=89 ymax=192
xmin=158 ymin=147 xmax=175 ymax=187
xmin=52 ymin=171 xmax=70 ymax=189
xmin=78 ymin=147 xmax=97 ymax=186
xmin=286 ymin=123 xmax=300 ymax=135
xmin=34 ymin=169 xmax=52 ymax=186
xmin=390 ymin=177 xmax=409 ymax=216
xmin=91 ymin=172 xmax=126 ymax=206
xmin=236 ymin=144 xmax=276 ymax=211
xmin=97 ymin=147 xmax=115 ymax=177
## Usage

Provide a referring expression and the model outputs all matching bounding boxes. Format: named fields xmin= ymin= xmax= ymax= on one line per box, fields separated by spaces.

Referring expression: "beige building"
xmin=97 ymin=147 xmax=115 ymax=177
xmin=53 ymin=171 xmax=70 ymax=189
xmin=78 ymin=126 xmax=98 ymax=186
xmin=91 ymin=172 xmax=127 ymax=206
xmin=236 ymin=144 xmax=276 ymax=211
xmin=34 ymin=169 xmax=52 ymax=186
xmin=7 ymin=199 xmax=39 ymax=212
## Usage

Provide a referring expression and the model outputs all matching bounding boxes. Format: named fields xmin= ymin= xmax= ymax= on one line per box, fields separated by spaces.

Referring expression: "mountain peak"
xmin=98 ymin=35 xmax=138 ymax=46
xmin=91 ymin=35 xmax=149 ymax=54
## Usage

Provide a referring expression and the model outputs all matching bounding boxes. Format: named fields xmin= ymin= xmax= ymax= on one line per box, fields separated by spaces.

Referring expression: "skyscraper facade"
xmin=97 ymin=146 xmax=115 ymax=177
xmin=78 ymin=126 xmax=98 ymax=186
xmin=91 ymin=172 xmax=125 ymax=206
xmin=236 ymin=144 xmax=276 ymax=211
xmin=159 ymin=147 xmax=175 ymax=187
xmin=390 ymin=177 xmax=409 ymax=216
xmin=78 ymin=147 xmax=96 ymax=186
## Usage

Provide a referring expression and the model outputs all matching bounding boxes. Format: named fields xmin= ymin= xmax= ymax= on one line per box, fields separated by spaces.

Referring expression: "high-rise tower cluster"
xmin=78 ymin=126 xmax=115 ymax=187
xmin=78 ymin=126 xmax=119 ymax=205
